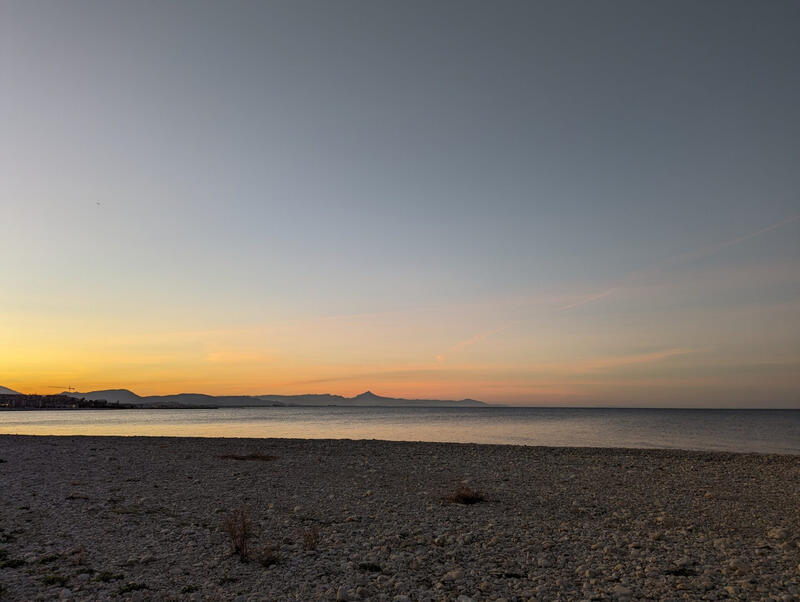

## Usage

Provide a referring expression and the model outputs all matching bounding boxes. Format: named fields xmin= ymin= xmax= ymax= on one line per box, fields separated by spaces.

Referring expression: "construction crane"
xmin=48 ymin=386 xmax=76 ymax=393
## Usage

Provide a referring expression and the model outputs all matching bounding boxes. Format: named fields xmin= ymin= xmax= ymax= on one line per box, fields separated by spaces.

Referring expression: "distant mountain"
xmin=0 ymin=386 xmax=20 ymax=395
xmin=69 ymin=389 xmax=279 ymax=408
xmin=147 ymin=393 xmax=275 ymax=407
xmin=72 ymin=389 xmax=142 ymax=404
xmin=256 ymin=393 xmax=346 ymax=405
xmin=258 ymin=390 xmax=487 ymax=407
xmin=67 ymin=389 xmax=488 ymax=408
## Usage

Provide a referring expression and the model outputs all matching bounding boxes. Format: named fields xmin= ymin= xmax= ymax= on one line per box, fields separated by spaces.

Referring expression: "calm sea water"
xmin=1 ymin=407 xmax=798 ymax=454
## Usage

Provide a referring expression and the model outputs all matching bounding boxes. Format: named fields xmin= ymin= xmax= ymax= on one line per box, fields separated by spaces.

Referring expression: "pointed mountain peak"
xmin=354 ymin=390 xmax=381 ymax=399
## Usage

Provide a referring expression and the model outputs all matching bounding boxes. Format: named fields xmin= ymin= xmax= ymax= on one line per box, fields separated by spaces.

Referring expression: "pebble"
xmin=0 ymin=436 xmax=797 ymax=601
xmin=768 ymin=527 xmax=788 ymax=540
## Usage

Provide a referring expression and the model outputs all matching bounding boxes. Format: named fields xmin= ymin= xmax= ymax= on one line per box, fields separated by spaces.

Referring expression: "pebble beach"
xmin=0 ymin=435 xmax=798 ymax=601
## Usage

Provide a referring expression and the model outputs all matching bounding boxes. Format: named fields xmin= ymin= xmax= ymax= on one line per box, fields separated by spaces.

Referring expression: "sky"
xmin=1 ymin=0 xmax=799 ymax=406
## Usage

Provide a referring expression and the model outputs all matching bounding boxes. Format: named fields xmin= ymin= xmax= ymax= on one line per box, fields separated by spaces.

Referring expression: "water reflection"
xmin=1 ymin=407 xmax=798 ymax=454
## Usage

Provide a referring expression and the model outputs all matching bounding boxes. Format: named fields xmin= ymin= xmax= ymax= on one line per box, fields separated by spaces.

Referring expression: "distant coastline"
xmin=0 ymin=393 xmax=213 ymax=411
xmin=0 ymin=388 xmax=488 ymax=410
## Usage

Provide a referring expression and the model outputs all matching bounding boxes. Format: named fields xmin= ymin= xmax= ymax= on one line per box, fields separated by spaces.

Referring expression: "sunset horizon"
xmin=2 ymin=2 xmax=799 ymax=600
xmin=3 ymin=209 xmax=799 ymax=407
xmin=3 ymin=1 xmax=799 ymax=409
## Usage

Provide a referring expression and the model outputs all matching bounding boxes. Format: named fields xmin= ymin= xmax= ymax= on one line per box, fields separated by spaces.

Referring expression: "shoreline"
xmin=1 ymin=435 xmax=798 ymax=600
xmin=4 ymin=405 xmax=800 ymax=410
xmin=1 ymin=432 xmax=798 ymax=457
xmin=1 ymin=431 xmax=798 ymax=457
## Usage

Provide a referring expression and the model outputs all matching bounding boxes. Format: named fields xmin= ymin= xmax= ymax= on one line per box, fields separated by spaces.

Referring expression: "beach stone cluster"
xmin=0 ymin=435 xmax=798 ymax=600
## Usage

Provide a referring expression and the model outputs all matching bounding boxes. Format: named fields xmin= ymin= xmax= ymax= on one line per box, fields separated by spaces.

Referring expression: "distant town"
xmin=0 ymin=393 xmax=137 ymax=410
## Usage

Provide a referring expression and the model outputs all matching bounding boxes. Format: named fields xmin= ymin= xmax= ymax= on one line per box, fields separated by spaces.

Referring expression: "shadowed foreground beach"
xmin=0 ymin=436 xmax=798 ymax=601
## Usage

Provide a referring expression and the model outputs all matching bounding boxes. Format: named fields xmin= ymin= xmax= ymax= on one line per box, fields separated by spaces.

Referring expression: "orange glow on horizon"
xmin=2 ymin=272 xmax=799 ymax=406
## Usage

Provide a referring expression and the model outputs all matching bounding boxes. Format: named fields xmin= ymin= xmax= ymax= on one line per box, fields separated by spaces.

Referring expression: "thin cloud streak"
xmin=288 ymin=348 xmax=704 ymax=387
xmin=557 ymin=289 xmax=616 ymax=311
xmin=572 ymin=348 xmax=703 ymax=372
xmin=204 ymin=351 xmax=271 ymax=364
xmin=686 ymin=213 xmax=800 ymax=263
xmin=437 ymin=324 xmax=512 ymax=363
xmin=559 ymin=213 xmax=800 ymax=312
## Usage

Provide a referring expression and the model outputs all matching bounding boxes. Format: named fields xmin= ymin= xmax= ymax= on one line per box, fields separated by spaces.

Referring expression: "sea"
xmin=1 ymin=406 xmax=799 ymax=454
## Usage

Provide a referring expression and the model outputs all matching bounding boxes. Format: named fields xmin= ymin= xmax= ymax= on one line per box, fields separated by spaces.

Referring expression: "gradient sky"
xmin=2 ymin=1 xmax=799 ymax=406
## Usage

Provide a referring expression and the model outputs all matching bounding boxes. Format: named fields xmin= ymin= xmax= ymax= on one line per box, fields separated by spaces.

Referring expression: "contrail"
xmin=437 ymin=324 xmax=512 ymax=362
xmin=557 ymin=288 xmax=616 ymax=312
xmin=680 ymin=212 xmax=800 ymax=264
xmin=438 ymin=212 xmax=799 ymax=355
xmin=559 ymin=212 xmax=800 ymax=312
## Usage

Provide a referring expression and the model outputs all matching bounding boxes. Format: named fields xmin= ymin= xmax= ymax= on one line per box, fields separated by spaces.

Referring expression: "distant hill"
xmin=68 ymin=389 xmax=277 ymax=408
xmin=258 ymin=390 xmax=487 ymax=407
xmin=67 ymin=389 xmax=488 ymax=408
xmin=148 ymin=393 xmax=275 ymax=407
xmin=72 ymin=389 xmax=142 ymax=404
xmin=0 ymin=386 xmax=20 ymax=395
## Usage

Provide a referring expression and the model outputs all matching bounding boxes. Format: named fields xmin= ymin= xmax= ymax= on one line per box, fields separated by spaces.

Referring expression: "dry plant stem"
xmin=302 ymin=526 xmax=320 ymax=551
xmin=444 ymin=485 xmax=485 ymax=505
xmin=223 ymin=506 xmax=253 ymax=561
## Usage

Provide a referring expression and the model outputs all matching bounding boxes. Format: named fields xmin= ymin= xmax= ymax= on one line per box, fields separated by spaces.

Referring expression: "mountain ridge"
xmin=67 ymin=389 xmax=489 ymax=408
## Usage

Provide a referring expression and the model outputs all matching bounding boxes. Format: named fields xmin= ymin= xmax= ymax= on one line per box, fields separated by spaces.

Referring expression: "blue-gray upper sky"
xmin=1 ymin=1 xmax=799 ymax=405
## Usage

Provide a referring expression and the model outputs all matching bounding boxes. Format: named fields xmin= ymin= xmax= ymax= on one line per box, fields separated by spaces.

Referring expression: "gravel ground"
xmin=0 ymin=435 xmax=798 ymax=601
